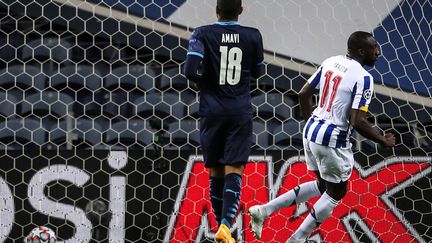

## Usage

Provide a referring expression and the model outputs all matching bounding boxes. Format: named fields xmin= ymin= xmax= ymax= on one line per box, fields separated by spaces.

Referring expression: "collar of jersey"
xmin=216 ymin=22 xmax=240 ymax=26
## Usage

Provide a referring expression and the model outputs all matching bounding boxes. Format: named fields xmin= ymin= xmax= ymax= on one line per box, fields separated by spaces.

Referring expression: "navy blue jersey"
xmin=185 ymin=22 xmax=264 ymax=117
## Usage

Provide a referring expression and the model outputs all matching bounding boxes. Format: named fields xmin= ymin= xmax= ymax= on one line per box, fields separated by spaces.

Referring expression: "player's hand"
xmin=382 ymin=133 xmax=396 ymax=147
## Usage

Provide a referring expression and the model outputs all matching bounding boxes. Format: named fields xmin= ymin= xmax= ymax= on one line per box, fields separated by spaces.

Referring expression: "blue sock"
xmin=221 ymin=173 xmax=242 ymax=228
xmin=210 ymin=176 xmax=224 ymax=226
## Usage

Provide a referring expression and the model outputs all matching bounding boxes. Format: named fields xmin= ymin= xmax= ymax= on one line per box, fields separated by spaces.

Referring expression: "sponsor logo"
xmin=0 ymin=151 xmax=128 ymax=243
xmin=164 ymin=156 xmax=431 ymax=242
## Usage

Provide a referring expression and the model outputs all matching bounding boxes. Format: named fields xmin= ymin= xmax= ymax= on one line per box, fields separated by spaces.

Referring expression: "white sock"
xmin=263 ymin=181 xmax=321 ymax=216
xmin=291 ymin=192 xmax=339 ymax=240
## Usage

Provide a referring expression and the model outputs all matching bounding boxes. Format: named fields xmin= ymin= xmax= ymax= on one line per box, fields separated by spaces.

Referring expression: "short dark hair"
xmin=347 ymin=31 xmax=374 ymax=51
xmin=217 ymin=0 xmax=242 ymax=19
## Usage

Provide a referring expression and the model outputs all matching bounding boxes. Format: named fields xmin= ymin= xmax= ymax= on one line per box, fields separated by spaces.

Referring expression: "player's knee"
xmin=326 ymin=181 xmax=348 ymax=200
xmin=225 ymin=163 xmax=245 ymax=175
xmin=316 ymin=179 xmax=326 ymax=194
xmin=326 ymin=189 xmax=346 ymax=201
xmin=334 ymin=189 xmax=347 ymax=200
xmin=210 ymin=166 xmax=225 ymax=178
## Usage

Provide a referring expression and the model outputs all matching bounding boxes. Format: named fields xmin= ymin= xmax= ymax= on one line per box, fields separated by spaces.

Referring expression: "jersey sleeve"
xmin=187 ymin=28 xmax=205 ymax=58
xmin=307 ymin=66 xmax=323 ymax=89
xmin=255 ymin=31 xmax=264 ymax=65
xmin=252 ymin=30 xmax=265 ymax=78
xmin=351 ymin=75 xmax=374 ymax=112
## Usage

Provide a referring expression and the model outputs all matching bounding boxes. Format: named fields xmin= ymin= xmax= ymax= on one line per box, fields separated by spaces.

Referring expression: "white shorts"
xmin=303 ymin=138 xmax=354 ymax=183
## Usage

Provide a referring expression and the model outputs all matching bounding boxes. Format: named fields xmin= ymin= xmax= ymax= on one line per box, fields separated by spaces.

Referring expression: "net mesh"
xmin=0 ymin=0 xmax=431 ymax=242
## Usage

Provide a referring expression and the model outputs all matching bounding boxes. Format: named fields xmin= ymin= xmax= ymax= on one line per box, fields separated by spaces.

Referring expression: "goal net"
xmin=0 ymin=0 xmax=430 ymax=242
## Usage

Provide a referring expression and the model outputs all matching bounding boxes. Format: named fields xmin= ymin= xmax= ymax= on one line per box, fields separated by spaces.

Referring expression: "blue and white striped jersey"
xmin=303 ymin=55 xmax=374 ymax=148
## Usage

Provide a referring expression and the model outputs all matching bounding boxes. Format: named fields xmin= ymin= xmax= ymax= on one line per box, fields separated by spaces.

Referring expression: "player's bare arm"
xmin=298 ymin=82 xmax=316 ymax=122
xmin=350 ymin=109 xmax=395 ymax=147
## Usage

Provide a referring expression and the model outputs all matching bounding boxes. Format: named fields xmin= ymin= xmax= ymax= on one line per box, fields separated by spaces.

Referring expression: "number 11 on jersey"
xmin=320 ymin=70 xmax=343 ymax=112
xmin=219 ymin=46 xmax=243 ymax=85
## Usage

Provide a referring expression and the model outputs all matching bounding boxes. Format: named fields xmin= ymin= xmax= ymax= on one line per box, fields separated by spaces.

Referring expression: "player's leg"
xmin=210 ymin=166 xmax=225 ymax=226
xmin=215 ymin=115 xmax=251 ymax=243
xmin=325 ymin=178 xmax=348 ymax=200
xmin=220 ymin=164 xmax=245 ymax=227
xmin=249 ymin=177 xmax=323 ymax=240
xmin=215 ymin=164 xmax=244 ymax=242
xmin=288 ymin=180 xmax=345 ymax=242
xmin=249 ymin=139 xmax=324 ymax=239
xmin=200 ymin=117 xmax=227 ymax=231
xmin=288 ymin=143 xmax=353 ymax=242
xmin=220 ymin=114 xmax=251 ymax=228
xmin=260 ymin=175 xmax=324 ymax=217
xmin=215 ymin=164 xmax=244 ymax=243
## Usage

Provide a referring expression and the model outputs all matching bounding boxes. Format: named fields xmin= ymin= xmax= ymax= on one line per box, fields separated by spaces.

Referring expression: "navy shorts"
xmin=200 ymin=115 xmax=252 ymax=168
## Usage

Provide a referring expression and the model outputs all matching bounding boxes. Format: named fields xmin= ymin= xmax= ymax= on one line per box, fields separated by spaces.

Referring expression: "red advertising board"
xmin=166 ymin=156 xmax=431 ymax=242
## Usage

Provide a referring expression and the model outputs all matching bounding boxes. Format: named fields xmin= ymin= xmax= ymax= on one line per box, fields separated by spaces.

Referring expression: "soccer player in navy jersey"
xmin=184 ymin=0 xmax=264 ymax=242
xmin=248 ymin=31 xmax=395 ymax=242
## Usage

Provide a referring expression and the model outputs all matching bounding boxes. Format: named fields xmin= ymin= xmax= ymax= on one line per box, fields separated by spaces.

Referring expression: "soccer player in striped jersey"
xmin=184 ymin=0 xmax=264 ymax=242
xmin=248 ymin=31 xmax=395 ymax=242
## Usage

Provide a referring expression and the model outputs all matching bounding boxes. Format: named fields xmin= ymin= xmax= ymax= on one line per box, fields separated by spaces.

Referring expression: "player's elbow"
xmin=350 ymin=115 xmax=368 ymax=129
xmin=298 ymin=85 xmax=312 ymax=100
xmin=298 ymin=89 xmax=307 ymax=99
